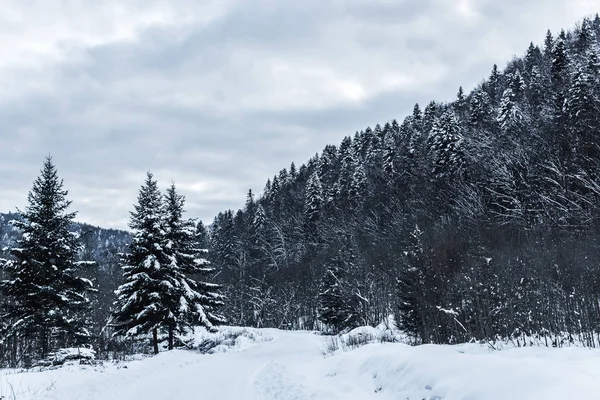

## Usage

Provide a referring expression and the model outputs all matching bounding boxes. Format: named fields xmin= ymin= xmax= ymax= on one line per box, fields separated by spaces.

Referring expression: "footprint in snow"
xmin=253 ymin=361 xmax=338 ymax=400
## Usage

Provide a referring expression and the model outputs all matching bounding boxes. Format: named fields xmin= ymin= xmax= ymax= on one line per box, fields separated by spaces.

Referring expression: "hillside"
xmin=208 ymin=15 xmax=600 ymax=344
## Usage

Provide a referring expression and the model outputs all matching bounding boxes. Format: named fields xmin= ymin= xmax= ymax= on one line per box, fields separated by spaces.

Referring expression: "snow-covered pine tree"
xmin=469 ymin=88 xmax=493 ymax=128
xmin=304 ymin=171 xmax=323 ymax=235
xmin=0 ymin=156 xmax=93 ymax=363
xmin=497 ymin=88 xmax=526 ymax=135
xmin=487 ymin=64 xmax=502 ymax=104
xmin=111 ymin=172 xmax=172 ymax=354
xmin=383 ymin=128 xmax=397 ymax=180
xmin=428 ymin=110 xmax=464 ymax=178
xmin=162 ymin=183 xmax=225 ymax=349
xmin=196 ymin=221 xmax=209 ymax=249
xmin=395 ymin=225 xmax=427 ymax=342
xmin=317 ymin=245 xmax=361 ymax=333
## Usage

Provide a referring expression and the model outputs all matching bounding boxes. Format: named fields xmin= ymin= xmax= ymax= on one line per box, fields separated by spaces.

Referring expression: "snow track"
xmin=3 ymin=328 xmax=600 ymax=399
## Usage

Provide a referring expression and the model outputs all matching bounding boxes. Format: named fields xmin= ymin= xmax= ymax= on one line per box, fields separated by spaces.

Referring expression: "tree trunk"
xmin=152 ymin=327 xmax=159 ymax=355
xmin=168 ymin=327 xmax=174 ymax=350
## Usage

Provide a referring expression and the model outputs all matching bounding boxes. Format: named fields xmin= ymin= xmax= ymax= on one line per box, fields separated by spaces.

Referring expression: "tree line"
xmin=0 ymin=158 xmax=222 ymax=366
xmin=208 ymin=16 xmax=600 ymax=346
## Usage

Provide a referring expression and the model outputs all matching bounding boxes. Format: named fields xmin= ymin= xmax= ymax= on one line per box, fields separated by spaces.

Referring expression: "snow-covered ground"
xmin=3 ymin=327 xmax=600 ymax=399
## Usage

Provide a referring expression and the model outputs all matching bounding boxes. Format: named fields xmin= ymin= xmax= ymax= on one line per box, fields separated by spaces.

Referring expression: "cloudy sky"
xmin=0 ymin=0 xmax=597 ymax=230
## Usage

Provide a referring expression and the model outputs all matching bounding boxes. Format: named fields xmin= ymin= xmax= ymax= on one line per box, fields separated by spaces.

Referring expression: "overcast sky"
xmin=0 ymin=0 xmax=597 ymax=230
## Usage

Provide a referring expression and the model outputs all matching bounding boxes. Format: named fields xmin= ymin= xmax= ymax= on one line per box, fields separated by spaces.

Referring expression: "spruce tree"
xmin=304 ymin=171 xmax=323 ymax=232
xmin=469 ymin=88 xmax=493 ymax=127
xmin=111 ymin=172 xmax=171 ymax=354
xmin=0 ymin=156 xmax=93 ymax=362
xmin=428 ymin=111 xmax=464 ymax=178
xmin=162 ymin=183 xmax=225 ymax=348
xmin=317 ymin=245 xmax=361 ymax=333
xmin=395 ymin=226 xmax=427 ymax=342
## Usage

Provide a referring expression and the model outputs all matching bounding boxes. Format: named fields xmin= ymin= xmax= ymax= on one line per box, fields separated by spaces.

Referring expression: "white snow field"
xmin=2 ymin=327 xmax=600 ymax=400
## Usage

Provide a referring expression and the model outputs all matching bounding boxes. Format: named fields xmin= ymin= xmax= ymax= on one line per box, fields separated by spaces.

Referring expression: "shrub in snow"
xmin=322 ymin=323 xmax=407 ymax=356
xmin=36 ymin=347 xmax=96 ymax=367
xmin=190 ymin=326 xmax=272 ymax=354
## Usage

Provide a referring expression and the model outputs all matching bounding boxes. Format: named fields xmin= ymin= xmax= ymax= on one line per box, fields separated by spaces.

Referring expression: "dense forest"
xmin=209 ymin=16 xmax=600 ymax=346
xmin=2 ymin=16 xmax=600 ymax=367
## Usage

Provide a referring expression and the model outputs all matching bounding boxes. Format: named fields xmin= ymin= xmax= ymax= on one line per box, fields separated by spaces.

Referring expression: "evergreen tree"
xmin=162 ymin=183 xmax=225 ymax=348
xmin=0 ymin=156 xmax=93 ymax=362
xmin=428 ymin=111 xmax=464 ymax=178
xmin=527 ymin=66 xmax=546 ymax=112
xmin=469 ymin=88 xmax=493 ymax=127
xmin=455 ymin=86 xmax=467 ymax=115
xmin=304 ymin=171 xmax=323 ymax=235
xmin=317 ymin=245 xmax=361 ymax=333
xmin=349 ymin=163 xmax=367 ymax=207
xmin=543 ymin=29 xmax=554 ymax=61
xmin=196 ymin=221 xmax=209 ymax=249
xmin=111 ymin=172 xmax=172 ymax=354
xmin=383 ymin=129 xmax=397 ymax=179
xmin=497 ymin=88 xmax=526 ymax=135
xmin=488 ymin=64 xmax=502 ymax=103
xmin=395 ymin=226 xmax=427 ymax=342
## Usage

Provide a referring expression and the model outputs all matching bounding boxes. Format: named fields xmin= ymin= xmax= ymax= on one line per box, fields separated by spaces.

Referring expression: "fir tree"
xmin=304 ymin=171 xmax=323 ymax=234
xmin=110 ymin=172 xmax=172 ymax=354
xmin=497 ymin=88 xmax=525 ymax=135
xmin=383 ymin=129 xmax=397 ymax=179
xmin=317 ymin=245 xmax=361 ymax=333
xmin=0 ymin=156 xmax=93 ymax=362
xmin=469 ymin=88 xmax=493 ymax=127
xmin=395 ymin=226 xmax=427 ymax=342
xmin=488 ymin=64 xmax=502 ymax=103
xmin=162 ymin=183 xmax=225 ymax=348
xmin=543 ymin=29 xmax=554 ymax=61
xmin=428 ymin=111 xmax=464 ymax=178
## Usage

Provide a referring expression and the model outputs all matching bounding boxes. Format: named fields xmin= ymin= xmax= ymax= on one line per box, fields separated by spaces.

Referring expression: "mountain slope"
xmin=208 ymin=15 xmax=600 ymax=344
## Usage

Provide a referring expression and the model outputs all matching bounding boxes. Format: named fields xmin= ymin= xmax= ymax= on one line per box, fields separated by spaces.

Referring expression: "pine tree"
xmin=317 ymin=245 xmax=361 ymax=333
xmin=455 ymin=86 xmax=467 ymax=115
xmin=524 ymin=43 xmax=543 ymax=79
xmin=527 ymin=66 xmax=545 ymax=112
xmin=111 ymin=172 xmax=172 ymax=354
xmin=508 ymin=69 xmax=526 ymax=101
xmin=497 ymin=88 xmax=525 ymax=135
xmin=422 ymin=101 xmax=438 ymax=133
xmin=162 ymin=183 xmax=225 ymax=348
xmin=349 ymin=163 xmax=367 ymax=207
xmin=564 ymin=66 xmax=600 ymax=161
xmin=196 ymin=221 xmax=209 ymax=249
xmin=576 ymin=18 xmax=594 ymax=53
xmin=488 ymin=64 xmax=502 ymax=103
xmin=551 ymin=31 xmax=570 ymax=118
xmin=0 ymin=156 xmax=93 ymax=362
xmin=543 ymin=29 xmax=554 ymax=61
xmin=304 ymin=171 xmax=323 ymax=234
xmin=428 ymin=111 xmax=464 ymax=178
xmin=469 ymin=88 xmax=493 ymax=127
xmin=383 ymin=129 xmax=397 ymax=179
xmin=395 ymin=226 xmax=427 ymax=342
xmin=253 ymin=204 xmax=268 ymax=246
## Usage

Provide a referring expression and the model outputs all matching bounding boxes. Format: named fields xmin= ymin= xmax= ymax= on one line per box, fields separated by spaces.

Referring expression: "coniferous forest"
xmin=3 ymin=16 xmax=600 ymax=366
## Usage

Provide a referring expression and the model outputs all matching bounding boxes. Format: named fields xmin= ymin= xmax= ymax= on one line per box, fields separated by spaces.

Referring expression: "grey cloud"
xmin=0 ymin=0 xmax=595 ymax=229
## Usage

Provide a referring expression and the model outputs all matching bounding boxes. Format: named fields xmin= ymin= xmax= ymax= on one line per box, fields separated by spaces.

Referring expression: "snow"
xmin=2 ymin=327 xmax=600 ymax=399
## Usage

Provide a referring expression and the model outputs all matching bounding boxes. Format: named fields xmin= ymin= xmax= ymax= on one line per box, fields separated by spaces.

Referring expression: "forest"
xmin=2 ymin=16 xmax=600 ymax=366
